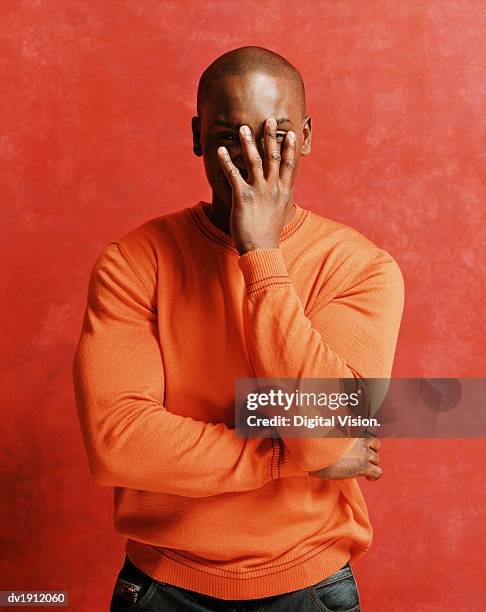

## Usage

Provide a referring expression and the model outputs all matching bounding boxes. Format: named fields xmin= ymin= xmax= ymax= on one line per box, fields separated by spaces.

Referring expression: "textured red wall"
xmin=1 ymin=1 xmax=485 ymax=610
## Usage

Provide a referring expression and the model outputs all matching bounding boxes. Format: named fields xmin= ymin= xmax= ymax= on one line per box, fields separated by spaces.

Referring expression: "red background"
xmin=1 ymin=1 xmax=485 ymax=610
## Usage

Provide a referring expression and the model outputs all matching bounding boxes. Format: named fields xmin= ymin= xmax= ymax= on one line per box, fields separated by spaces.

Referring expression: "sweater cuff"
xmin=238 ymin=248 xmax=291 ymax=297
xmin=269 ymin=439 xmax=309 ymax=480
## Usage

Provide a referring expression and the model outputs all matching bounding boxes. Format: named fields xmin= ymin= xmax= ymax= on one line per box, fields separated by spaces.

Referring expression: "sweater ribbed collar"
xmin=189 ymin=200 xmax=309 ymax=254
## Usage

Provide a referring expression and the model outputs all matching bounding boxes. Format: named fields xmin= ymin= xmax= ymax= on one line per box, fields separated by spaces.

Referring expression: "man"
xmin=73 ymin=46 xmax=404 ymax=611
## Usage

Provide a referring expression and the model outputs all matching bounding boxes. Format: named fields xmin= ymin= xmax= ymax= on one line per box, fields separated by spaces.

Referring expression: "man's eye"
xmin=219 ymin=133 xmax=238 ymax=141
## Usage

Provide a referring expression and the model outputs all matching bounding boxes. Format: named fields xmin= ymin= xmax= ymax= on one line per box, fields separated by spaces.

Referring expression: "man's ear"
xmin=191 ymin=116 xmax=202 ymax=156
xmin=301 ymin=116 xmax=312 ymax=156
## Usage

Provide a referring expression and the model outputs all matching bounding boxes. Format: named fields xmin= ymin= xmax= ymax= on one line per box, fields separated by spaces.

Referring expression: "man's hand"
xmin=309 ymin=437 xmax=383 ymax=481
xmin=217 ymin=117 xmax=297 ymax=255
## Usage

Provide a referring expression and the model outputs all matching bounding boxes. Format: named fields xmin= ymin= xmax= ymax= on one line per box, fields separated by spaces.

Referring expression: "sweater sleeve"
xmin=238 ymin=247 xmax=405 ymax=473
xmin=72 ymin=242 xmax=308 ymax=498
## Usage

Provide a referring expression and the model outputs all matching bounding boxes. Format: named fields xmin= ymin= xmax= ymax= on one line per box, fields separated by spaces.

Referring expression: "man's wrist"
xmin=238 ymin=242 xmax=279 ymax=255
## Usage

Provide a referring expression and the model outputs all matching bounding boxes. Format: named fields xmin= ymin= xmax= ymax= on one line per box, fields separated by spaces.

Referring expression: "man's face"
xmin=192 ymin=72 xmax=311 ymax=211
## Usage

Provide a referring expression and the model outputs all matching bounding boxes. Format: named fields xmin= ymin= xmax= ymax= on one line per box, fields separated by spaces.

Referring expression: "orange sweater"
xmin=72 ymin=200 xmax=404 ymax=600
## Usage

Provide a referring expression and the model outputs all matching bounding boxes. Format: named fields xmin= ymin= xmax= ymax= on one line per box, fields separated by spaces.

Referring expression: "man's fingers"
xmin=368 ymin=448 xmax=380 ymax=466
xmin=217 ymin=146 xmax=245 ymax=191
xmin=263 ymin=117 xmax=281 ymax=181
xmin=368 ymin=436 xmax=381 ymax=452
xmin=365 ymin=464 xmax=383 ymax=481
xmin=279 ymin=130 xmax=297 ymax=186
xmin=239 ymin=125 xmax=263 ymax=183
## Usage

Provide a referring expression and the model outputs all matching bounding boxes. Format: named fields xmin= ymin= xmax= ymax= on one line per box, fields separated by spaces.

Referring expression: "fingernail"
xmin=241 ymin=125 xmax=250 ymax=135
xmin=288 ymin=131 xmax=296 ymax=142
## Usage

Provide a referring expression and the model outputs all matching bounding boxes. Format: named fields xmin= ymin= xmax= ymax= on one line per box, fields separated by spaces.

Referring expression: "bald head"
xmin=197 ymin=46 xmax=306 ymax=120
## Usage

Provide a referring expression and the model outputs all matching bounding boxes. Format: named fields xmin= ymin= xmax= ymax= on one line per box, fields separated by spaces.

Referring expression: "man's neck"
xmin=204 ymin=198 xmax=231 ymax=235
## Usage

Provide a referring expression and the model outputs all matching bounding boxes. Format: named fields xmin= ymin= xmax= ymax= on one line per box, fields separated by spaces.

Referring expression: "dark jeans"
xmin=109 ymin=555 xmax=361 ymax=611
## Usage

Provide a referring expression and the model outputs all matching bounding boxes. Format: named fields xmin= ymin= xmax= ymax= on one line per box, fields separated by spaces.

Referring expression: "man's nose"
xmin=234 ymin=137 xmax=266 ymax=169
